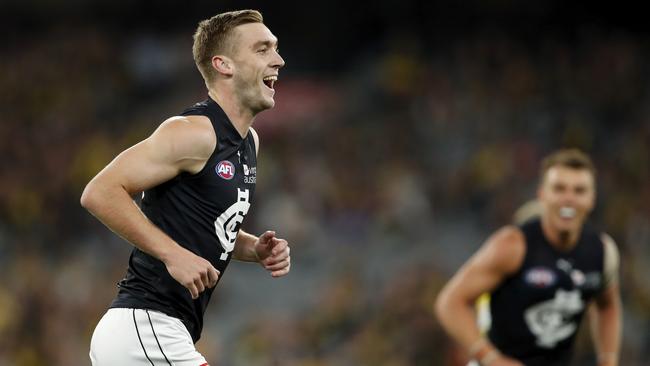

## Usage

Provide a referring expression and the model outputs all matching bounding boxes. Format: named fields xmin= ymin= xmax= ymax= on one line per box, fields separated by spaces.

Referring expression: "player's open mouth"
xmin=559 ymin=206 xmax=576 ymax=219
xmin=262 ymin=75 xmax=277 ymax=90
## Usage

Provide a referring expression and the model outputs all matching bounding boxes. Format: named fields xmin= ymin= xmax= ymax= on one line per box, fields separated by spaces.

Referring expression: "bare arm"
xmin=435 ymin=226 xmax=526 ymax=366
xmin=232 ymin=230 xmax=260 ymax=262
xmin=232 ymin=230 xmax=291 ymax=277
xmin=589 ymin=234 xmax=622 ymax=366
xmin=80 ymin=115 xmax=220 ymax=299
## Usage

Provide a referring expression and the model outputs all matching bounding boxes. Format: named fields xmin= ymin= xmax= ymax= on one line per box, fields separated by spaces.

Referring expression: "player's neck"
xmin=540 ymin=216 xmax=580 ymax=252
xmin=208 ymin=89 xmax=254 ymax=138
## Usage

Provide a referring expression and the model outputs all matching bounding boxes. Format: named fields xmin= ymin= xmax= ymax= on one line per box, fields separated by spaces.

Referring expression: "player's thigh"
xmin=90 ymin=308 xmax=208 ymax=366
xmin=145 ymin=309 xmax=209 ymax=366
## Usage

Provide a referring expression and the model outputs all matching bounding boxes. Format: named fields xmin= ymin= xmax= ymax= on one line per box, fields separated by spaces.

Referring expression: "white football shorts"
xmin=90 ymin=308 xmax=209 ymax=366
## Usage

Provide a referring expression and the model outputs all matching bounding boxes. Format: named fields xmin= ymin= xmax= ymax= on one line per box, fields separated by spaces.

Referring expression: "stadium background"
xmin=1 ymin=0 xmax=649 ymax=365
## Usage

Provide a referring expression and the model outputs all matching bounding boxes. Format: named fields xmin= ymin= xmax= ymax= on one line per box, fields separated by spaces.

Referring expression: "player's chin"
xmin=261 ymin=87 xmax=276 ymax=105
xmin=252 ymin=98 xmax=275 ymax=114
xmin=261 ymin=96 xmax=275 ymax=109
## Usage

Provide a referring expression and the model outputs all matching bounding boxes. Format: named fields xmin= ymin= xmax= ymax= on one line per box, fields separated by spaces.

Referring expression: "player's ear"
xmin=212 ymin=55 xmax=234 ymax=76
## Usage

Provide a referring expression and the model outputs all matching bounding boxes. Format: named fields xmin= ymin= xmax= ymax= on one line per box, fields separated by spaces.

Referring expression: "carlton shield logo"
xmin=216 ymin=160 xmax=235 ymax=180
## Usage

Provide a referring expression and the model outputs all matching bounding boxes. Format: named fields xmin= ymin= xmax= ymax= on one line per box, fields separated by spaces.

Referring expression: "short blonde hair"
xmin=540 ymin=148 xmax=596 ymax=182
xmin=192 ymin=10 xmax=263 ymax=83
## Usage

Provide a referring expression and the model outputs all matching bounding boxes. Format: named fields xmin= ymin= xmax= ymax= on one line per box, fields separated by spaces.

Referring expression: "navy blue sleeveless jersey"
xmin=110 ymin=97 xmax=257 ymax=342
xmin=487 ymin=218 xmax=605 ymax=366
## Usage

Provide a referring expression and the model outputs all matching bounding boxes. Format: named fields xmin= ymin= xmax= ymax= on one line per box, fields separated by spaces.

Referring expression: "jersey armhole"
xmin=248 ymin=127 xmax=259 ymax=157
xmin=505 ymin=228 xmax=529 ymax=282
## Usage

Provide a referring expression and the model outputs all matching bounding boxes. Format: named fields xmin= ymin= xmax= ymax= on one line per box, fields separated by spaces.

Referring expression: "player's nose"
xmin=272 ymin=51 xmax=285 ymax=69
xmin=560 ymin=194 xmax=577 ymax=206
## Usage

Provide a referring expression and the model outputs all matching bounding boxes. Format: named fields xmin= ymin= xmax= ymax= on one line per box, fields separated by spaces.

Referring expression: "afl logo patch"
xmin=525 ymin=267 xmax=557 ymax=288
xmin=216 ymin=161 xmax=235 ymax=180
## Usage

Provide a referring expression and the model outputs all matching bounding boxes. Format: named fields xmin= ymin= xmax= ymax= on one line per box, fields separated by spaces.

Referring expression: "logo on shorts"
xmin=525 ymin=267 xmax=557 ymax=288
xmin=216 ymin=161 xmax=235 ymax=180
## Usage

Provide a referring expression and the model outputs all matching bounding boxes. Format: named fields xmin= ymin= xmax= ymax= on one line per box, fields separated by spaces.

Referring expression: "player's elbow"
xmin=434 ymin=286 xmax=453 ymax=324
xmin=435 ymin=283 xmax=471 ymax=325
xmin=80 ymin=179 xmax=101 ymax=212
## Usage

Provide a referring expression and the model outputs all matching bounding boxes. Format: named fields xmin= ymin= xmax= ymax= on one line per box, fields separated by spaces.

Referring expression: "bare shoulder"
xmin=600 ymin=232 xmax=619 ymax=249
xmin=152 ymin=115 xmax=216 ymax=159
xmin=145 ymin=115 xmax=216 ymax=174
xmin=600 ymin=232 xmax=621 ymax=287
xmin=477 ymin=225 xmax=527 ymax=275
xmin=439 ymin=225 xmax=527 ymax=301
xmin=489 ymin=225 xmax=526 ymax=250
xmin=600 ymin=232 xmax=620 ymax=267
xmin=249 ymin=127 xmax=260 ymax=156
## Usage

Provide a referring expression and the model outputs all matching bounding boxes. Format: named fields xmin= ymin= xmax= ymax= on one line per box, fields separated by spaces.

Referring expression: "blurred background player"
xmin=80 ymin=10 xmax=290 ymax=366
xmin=435 ymin=149 xmax=621 ymax=366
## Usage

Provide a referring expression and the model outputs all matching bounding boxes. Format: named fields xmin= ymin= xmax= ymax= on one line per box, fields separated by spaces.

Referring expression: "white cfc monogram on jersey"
xmin=214 ymin=188 xmax=251 ymax=260
xmin=524 ymin=289 xmax=584 ymax=348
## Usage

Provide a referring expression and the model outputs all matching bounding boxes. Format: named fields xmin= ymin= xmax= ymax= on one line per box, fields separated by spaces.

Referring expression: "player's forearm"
xmin=435 ymin=292 xmax=495 ymax=357
xmin=232 ymin=230 xmax=259 ymax=262
xmin=81 ymin=180 xmax=180 ymax=263
xmin=592 ymin=296 xmax=622 ymax=366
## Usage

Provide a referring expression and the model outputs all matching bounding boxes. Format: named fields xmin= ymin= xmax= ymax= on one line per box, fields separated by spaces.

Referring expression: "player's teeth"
xmin=559 ymin=207 xmax=576 ymax=218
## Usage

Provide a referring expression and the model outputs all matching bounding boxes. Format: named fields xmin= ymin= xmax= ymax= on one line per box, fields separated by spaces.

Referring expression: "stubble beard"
xmin=233 ymin=74 xmax=271 ymax=115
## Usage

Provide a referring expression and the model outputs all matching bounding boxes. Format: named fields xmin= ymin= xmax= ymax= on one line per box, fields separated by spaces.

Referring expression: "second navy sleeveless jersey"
xmin=487 ymin=218 xmax=605 ymax=366
xmin=110 ymin=97 xmax=257 ymax=342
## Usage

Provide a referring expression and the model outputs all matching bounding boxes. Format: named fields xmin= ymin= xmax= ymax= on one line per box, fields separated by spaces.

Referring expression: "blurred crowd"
xmin=1 ymin=20 xmax=649 ymax=366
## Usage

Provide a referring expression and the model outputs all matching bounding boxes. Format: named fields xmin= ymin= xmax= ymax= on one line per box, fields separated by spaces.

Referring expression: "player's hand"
xmin=164 ymin=246 xmax=220 ymax=299
xmin=254 ymin=231 xmax=291 ymax=277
